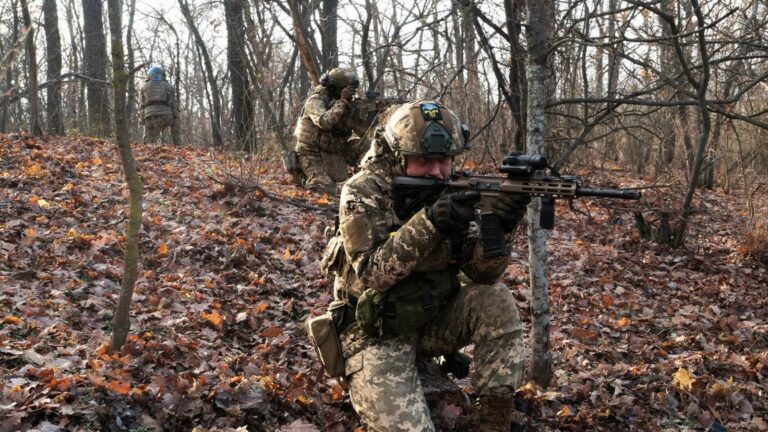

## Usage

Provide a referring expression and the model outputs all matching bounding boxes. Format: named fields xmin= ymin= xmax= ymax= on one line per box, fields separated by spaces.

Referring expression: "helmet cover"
xmin=321 ymin=68 xmax=360 ymax=89
xmin=382 ymin=100 xmax=465 ymax=158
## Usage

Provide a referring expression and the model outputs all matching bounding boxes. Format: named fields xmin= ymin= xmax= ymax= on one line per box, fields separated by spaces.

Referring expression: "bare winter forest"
xmin=1 ymin=0 xmax=767 ymax=431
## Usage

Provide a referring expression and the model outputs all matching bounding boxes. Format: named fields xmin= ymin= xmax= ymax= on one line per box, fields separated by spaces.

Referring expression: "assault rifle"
xmin=392 ymin=153 xmax=641 ymax=258
xmin=347 ymin=91 xmax=407 ymax=136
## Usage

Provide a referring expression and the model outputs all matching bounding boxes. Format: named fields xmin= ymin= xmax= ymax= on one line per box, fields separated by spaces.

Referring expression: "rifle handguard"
xmin=481 ymin=213 xmax=508 ymax=258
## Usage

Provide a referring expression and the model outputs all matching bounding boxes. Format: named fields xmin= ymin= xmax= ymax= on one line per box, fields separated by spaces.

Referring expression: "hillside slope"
xmin=1 ymin=134 xmax=765 ymax=431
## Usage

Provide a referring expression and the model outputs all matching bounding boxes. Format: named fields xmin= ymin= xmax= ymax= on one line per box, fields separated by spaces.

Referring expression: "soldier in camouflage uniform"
xmin=293 ymin=68 xmax=367 ymax=195
xmin=322 ymin=100 xmax=530 ymax=431
xmin=139 ymin=66 xmax=178 ymax=145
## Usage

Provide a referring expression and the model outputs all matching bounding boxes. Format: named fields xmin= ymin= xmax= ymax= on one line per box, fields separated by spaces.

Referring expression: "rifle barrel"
xmin=576 ymin=187 xmax=641 ymax=200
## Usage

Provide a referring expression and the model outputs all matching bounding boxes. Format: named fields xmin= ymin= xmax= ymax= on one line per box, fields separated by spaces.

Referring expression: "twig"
xmin=205 ymin=172 xmax=335 ymax=214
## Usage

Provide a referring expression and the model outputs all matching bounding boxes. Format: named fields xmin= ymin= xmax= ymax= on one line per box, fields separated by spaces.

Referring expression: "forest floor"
xmin=1 ymin=133 xmax=766 ymax=432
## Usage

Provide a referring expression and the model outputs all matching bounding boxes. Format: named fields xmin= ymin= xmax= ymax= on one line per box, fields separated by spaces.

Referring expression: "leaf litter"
xmin=1 ymin=133 xmax=766 ymax=431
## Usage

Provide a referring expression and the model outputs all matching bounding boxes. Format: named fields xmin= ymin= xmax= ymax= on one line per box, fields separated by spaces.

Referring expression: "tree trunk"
xmin=20 ymin=0 xmax=42 ymax=136
xmin=0 ymin=0 xmax=21 ymax=132
xmin=178 ymin=0 xmax=223 ymax=146
xmin=82 ymin=0 xmax=111 ymax=137
xmin=42 ymin=0 xmax=64 ymax=135
xmin=288 ymin=0 xmax=320 ymax=85
xmin=225 ymin=0 xmax=255 ymax=151
xmin=672 ymin=0 xmax=712 ymax=248
xmin=126 ymin=0 xmax=138 ymax=140
xmin=65 ymin=0 xmax=83 ymax=132
xmin=525 ymin=0 xmax=553 ymax=387
xmin=106 ymin=0 xmax=143 ymax=351
xmin=503 ymin=0 xmax=527 ymax=152
xmin=320 ymin=0 xmax=339 ymax=70
xmin=658 ymin=0 xmax=677 ymax=171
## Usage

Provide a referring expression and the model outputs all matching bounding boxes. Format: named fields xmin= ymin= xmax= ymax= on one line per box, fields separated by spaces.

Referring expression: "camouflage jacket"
xmin=294 ymin=86 xmax=353 ymax=154
xmin=325 ymin=142 xmax=512 ymax=301
xmin=139 ymin=79 xmax=176 ymax=119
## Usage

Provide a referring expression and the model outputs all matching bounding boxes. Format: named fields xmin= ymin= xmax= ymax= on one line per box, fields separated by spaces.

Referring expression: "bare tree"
xmin=82 ymin=0 xmax=111 ymax=136
xmin=106 ymin=0 xmax=143 ymax=351
xmin=225 ymin=0 xmax=255 ymax=151
xmin=42 ymin=0 xmax=64 ymax=135
xmin=319 ymin=0 xmax=339 ymax=70
xmin=19 ymin=0 xmax=41 ymax=136
xmin=525 ymin=0 xmax=554 ymax=387
xmin=178 ymin=0 xmax=224 ymax=146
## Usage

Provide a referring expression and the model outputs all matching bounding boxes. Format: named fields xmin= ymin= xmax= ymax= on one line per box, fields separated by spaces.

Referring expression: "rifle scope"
xmin=501 ymin=153 xmax=547 ymax=169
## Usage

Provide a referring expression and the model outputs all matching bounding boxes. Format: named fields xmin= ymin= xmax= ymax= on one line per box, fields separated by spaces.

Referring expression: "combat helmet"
xmin=148 ymin=66 xmax=165 ymax=81
xmin=320 ymin=68 xmax=360 ymax=89
xmin=382 ymin=100 xmax=467 ymax=160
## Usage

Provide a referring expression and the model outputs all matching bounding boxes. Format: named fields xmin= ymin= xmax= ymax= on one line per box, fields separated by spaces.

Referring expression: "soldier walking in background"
xmin=139 ymin=66 xmax=178 ymax=146
xmin=319 ymin=100 xmax=531 ymax=431
xmin=292 ymin=68 xmax=367 ymax=195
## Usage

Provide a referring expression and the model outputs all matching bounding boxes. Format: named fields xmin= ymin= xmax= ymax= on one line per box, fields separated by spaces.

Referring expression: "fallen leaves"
xmin=2 ymin=133 xmax=766 ymax=431
xmin=672 ymin=367 xmax=695 ymax=392
xmin=2 ymin=316 xmax=24 ymax=325
xmin=201 ymin=310 xmax=223 ymax=328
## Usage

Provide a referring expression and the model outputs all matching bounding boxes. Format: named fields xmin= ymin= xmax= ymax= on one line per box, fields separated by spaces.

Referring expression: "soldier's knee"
xmin=465 ymin=282 xmax=522 ymax=341
xmin=468 ymin=282 xmax=517 ymax=312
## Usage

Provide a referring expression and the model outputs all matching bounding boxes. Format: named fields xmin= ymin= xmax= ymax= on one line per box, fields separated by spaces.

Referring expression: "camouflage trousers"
xmin=296 ymin=138 xmax=368 ymax=195
xmin=343 ymin=282 xmax=525 ymax=432
xmin=142 ymin=115 xmax=177 ymax=145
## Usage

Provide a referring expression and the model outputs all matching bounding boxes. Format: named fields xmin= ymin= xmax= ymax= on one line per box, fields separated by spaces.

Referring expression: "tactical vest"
xmin=321 ymin=230 xmax=461 ymax=337
xmin=145 ymin=80 xmax=168 ymax=104
xmin=355 ymin=269 xmax=459 ymax=337
xmin=294 ymin=94 xmax=351 ymax=154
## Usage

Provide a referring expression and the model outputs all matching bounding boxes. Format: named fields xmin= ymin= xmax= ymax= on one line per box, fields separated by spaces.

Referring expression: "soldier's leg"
xmin=297 ymin=151 xmax=336 ymax=195
xmin=323 ymin=152 xmax=349 ymax=183
xmin=344 ymin=136 xmax=370 ymax=168
xmin=417 ymin=282 xmax=525 ymax=394
xmin=158 ymin=115 xmax=174 ymax=145
xmin=142 ymin=117 xmax=161 ymax=144
xmin=346 ymin=334 xmax=436 ymax=432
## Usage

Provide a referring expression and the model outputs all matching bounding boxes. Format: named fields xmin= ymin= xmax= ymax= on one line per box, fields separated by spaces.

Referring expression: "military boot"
xmin=477 ymin=386 xmax=515 ymax=432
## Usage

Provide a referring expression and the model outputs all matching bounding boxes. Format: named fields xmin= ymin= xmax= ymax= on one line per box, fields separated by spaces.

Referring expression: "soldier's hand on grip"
xmin=428 ymin=191 xmax=480 ymax=235
xmin=340 ymin=86 xmax=356 ymax=102
xmin=492 ymin=194 xmax=531 ymax=233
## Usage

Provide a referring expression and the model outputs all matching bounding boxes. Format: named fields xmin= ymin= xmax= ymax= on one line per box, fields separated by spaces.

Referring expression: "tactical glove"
xmin=492 ymin=194 xmax=531 ymax=233
xmin=340 ymin=86 xmax=356 ymax=101
xmin=437 ymin=351 xmax=471 ymax=379
xmin=427 ymin=191 xmax=480 ymax=235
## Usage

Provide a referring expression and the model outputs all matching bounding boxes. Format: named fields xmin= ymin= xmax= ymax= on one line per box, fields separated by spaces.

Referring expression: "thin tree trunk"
xmin=225 ymin=0 xmax=255 ymax=151
xmin=525 ymin=0 xmax=553 ymax=387
xmin=288 ymin=0 xmax=320 ymax=85
xmin=504 ymin=0 xmax=527 ymax=152
xmin=673 ymin=0 xmax=712 ymax=248
xmin=82 ymin=0 xmax=111 ymax=137
xmin=106 ymin=0 xmax=143 ymax=351
xmin=43 ymin=0 xmax=64 ymax=135
xmin=320 ymin=0 xmax=339 ymax=70
xmin=0 ymin=0 xmax=21 ymax=132
xmin=65 ymin=0 xmax=83 ymax=131
xmin=20 ymin=0 xmax=42 ymax=136
xmin=178 ymin=0 xmax=223 ymax=146
xmin=126 ymin=0 xmax=137 ymax=140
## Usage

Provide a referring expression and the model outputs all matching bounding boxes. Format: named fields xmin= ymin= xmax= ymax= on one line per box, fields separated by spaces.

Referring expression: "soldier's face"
xmin=405 ymin=155 xmax=452 ymax=179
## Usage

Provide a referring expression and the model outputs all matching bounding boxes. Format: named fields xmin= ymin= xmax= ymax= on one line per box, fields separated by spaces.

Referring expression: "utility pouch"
xmin=355 ymin=270 xmax=459 ymax=337
xmin=307 ymin=308 xmax=345 ymax=378
xmin=320 ymin=234 xmax=345 ymax=277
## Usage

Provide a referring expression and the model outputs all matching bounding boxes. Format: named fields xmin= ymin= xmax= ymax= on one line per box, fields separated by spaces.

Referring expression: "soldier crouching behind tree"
xmin=292 ymin=68 xmax=368 ymax=195
xmin=139 ymin=66 xmax=178 ymax=146
xmin=316 ymin=100 xmax=531 ymax=431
